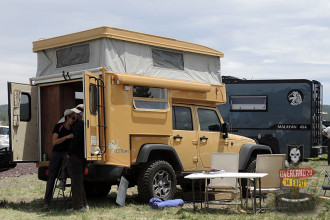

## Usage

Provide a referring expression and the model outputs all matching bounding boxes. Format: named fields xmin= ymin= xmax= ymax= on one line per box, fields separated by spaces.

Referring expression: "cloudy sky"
xmin=1 ymin=0 xmax=330 ymax=104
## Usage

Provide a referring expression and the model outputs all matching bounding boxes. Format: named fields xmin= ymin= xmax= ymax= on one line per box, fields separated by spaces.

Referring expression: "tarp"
xmin=36 ymin=38 xmax=222 ymax=84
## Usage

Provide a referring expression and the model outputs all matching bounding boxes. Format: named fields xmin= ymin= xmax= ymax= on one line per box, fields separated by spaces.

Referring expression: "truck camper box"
xmin=8 ymin=26 xmax=226 ymax=170
xmin=219 ymin=76 xmax=323 ymax=160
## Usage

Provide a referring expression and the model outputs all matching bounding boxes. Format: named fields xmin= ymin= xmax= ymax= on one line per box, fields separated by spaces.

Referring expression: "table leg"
xmin=259 ymin=178 xmax=262 ymax=212
xmin=192 ymin=179 xmax=195 ymax=212
xmin=253 ymin=178 xmax=256 ymax=214
xmin=199 ymin=179 xmax=202 ymax=209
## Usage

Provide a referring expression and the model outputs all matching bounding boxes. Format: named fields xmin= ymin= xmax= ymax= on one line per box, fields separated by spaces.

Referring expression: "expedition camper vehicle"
xmin=7 ymin=27 xmax=271 ymax=202
xmin=219 ymin=76 xmax=322 ymax=163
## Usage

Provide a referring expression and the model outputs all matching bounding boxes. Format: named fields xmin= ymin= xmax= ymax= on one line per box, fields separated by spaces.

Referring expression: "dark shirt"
xmin=52 ymin=123 xmax=73 ymax=152
xmin=68 ymin=120 xmax=85 ymax=159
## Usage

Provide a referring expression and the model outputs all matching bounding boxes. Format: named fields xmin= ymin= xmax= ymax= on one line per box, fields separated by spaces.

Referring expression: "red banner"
xmin=279 ymin=168 xmax=315 ymax=179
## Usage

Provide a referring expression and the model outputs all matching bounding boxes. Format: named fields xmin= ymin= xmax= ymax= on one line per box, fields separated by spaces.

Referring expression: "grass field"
xmin=0 ymin=155 xmax=329 ymax=220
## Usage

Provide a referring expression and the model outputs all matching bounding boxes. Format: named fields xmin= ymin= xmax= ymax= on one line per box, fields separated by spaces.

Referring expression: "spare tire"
xmin=276 ymin=193 xmax=315 ymax=212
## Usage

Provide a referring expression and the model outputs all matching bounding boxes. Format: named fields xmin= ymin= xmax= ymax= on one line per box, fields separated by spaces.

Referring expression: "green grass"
xmin=0 ymin=156 xmax=329 ymax=220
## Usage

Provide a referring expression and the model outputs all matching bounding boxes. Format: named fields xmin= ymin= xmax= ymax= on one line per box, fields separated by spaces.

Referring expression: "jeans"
xmin=43 ymin=151 xmax=67 ymax=205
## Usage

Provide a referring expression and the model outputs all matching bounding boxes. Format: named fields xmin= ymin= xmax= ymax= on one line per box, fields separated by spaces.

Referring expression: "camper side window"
xmin=152 ymin=49 xmax=184 ymax=70
xmin=230 ymin=96 xmax=267 ymax=111
xmin=56 ymin=44 xmax=90 ymax=68
xmin=133 ymin=86 xmax=169 ymax=111
xmin=20 ymin=93 xmax=31 ymax=121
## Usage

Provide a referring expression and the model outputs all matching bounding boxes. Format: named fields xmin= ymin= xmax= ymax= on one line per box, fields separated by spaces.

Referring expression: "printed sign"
xmin=279 ymin=168 xmax=315 ymax=179
xmin=287 ymin=89 xmax=303 ymax=106
xmin=288 ymin=144 xmax=304 ymax=166
xmin=282 ymin=178 xmax=307 ymax=187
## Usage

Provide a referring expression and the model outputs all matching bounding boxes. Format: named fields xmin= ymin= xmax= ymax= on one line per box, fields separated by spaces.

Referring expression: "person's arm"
xmin=322 ymin=130 xmax=330 ymax=139
xmin=52 ymin=133 xmax=73 ymax=146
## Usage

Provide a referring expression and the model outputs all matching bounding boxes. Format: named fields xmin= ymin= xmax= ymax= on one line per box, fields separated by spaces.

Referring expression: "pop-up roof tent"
xmin=33 ymin=27 xmax=224 ymax=84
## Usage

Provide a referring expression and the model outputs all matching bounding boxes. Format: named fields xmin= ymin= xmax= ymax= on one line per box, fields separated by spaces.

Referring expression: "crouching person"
xmin=67 ymin=105 xmax=88 ymax=212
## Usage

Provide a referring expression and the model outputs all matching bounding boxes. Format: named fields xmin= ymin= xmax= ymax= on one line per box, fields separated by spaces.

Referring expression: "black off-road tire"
xmin=242 ymin=158 xmax=256 ymax=198
xmin=246 ymin=159 xmax=256 ymax=173
xmin=137 ymin=160 xmax=177 ymax=203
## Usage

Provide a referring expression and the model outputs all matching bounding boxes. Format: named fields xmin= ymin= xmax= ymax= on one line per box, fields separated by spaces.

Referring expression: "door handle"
xmin=200 ymin=136 xmax=208 ymax=141
xmin=173 ymin=135 xmax=183 ymax=140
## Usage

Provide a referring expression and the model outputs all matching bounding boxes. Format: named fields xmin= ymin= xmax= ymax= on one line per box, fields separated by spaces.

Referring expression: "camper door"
xmin=8 ymin=82 xmax=38 ymax=162
xmin=84 ymin=71 xmax=105 ymax=160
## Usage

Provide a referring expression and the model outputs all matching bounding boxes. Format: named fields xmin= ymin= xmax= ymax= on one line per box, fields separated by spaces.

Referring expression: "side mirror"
xmin=222 ymin=122 xmax=229 ymax=139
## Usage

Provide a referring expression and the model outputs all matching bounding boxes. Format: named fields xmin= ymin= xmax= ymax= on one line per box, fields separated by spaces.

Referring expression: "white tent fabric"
xmin=36 ymin=38 xmax=222 ymax=84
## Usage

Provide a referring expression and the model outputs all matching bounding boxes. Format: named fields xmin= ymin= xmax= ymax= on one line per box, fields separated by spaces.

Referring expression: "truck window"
xmin=152 ymin=48 xmax=184 ymax=70
xmin=197 ymin=108 xmax=221 ymax=132
xmin=20 ymin=93 xmax=31 ymax=121
xmin=133 ymin=86 xmax=169 ymax=110
xmin=172 ymin=106 xmax=193 ymax=130
xmin=230 ymin=95 xmax=267 ymax=111
xmin=56 ymin=44 xmax=90 ymax=68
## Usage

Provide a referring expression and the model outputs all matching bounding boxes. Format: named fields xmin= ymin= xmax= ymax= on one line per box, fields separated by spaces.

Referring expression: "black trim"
xmin=222 ymin=77 xmax=317 ymax=86
xmin=136 ymin=144 xmax=184 ymax=172
xmin=7 ymin=82 xmax=12 ymax=162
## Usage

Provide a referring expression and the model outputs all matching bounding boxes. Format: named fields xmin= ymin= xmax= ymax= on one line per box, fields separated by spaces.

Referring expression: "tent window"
xmin=56 ymin=44 xmax=90 ymax=68
xmin=133 ymin=86 xmax=169 ymax=111
xmin=230 ymin=96 xmax=267 ymax=111
xmin=20 ymin=93 xmax=31 ymax=122
xmin=152 ymin=49 xmax=184 ymax=70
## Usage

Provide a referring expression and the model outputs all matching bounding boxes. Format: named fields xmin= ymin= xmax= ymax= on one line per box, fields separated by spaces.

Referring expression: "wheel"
xmin=84 ymin=181 xmax=112 ymax=198
xmin=242 ymin=158 xmax=256 ymax=198
xmin=137 ymin=160 xmax=177 ymax=203
xmin=246 ymin=159 xmax=256 ymax=173
xmin=276 ymin=193 xmax=315 ymax=212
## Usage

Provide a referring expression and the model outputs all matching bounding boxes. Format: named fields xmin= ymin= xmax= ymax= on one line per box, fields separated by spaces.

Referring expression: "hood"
xmin=227 ymin=133 xmax=256 ymax=144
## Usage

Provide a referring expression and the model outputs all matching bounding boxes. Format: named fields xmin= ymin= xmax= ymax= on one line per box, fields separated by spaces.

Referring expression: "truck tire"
xmin=137 ymin=160 xmax=176 ymax=203
xmin=246 ymin=159 xmax=256 ymax=173
xmin=242 ymin=158 xmax=256 ymax=198
xmin=84 ymin=181 xmax=112 ymax=198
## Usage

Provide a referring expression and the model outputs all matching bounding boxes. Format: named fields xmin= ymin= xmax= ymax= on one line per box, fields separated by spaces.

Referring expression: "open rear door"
xmin=8 ymin=82 xmax=38 ymax=162
xmin=84 ymin=71 xmax=105 ymax=161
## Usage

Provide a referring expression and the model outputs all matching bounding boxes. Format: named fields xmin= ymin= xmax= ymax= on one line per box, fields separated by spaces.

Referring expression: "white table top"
xmin=184 ymin=172 xmax=268 ymax=180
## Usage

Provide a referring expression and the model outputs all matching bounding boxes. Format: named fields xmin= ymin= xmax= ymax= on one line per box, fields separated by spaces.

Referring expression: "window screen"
xmin=133 ymin=86 xmax=167 ymax=99
xmin=230 ymin=96 xmax=267 ymax=111
xmin=133 ymin=86 xmax=168 ymax=110
xmin=197 ymin=109 xmax=221 ymax=132
xmin=56 ymin=44 xmax=90 ymax=68
xmin=20 ymin=93 xmax=31 ymax=121
xmin=172 ymin=106 xmax=193 ymax=130
xmin=152 ymin=49 xmax=184 ymax=70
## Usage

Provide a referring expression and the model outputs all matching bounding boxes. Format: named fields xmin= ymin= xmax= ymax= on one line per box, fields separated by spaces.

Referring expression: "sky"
xmin=1 ymin=0 xmax=330 ymax=104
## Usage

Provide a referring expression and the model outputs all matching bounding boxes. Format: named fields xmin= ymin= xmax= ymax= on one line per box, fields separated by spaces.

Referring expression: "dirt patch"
xmin=0 ymin=163 xmax=37 ymax=180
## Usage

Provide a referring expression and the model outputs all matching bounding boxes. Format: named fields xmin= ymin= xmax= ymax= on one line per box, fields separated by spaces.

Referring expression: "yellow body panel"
xmin=83 ymin=72 xmax=254 ymax=170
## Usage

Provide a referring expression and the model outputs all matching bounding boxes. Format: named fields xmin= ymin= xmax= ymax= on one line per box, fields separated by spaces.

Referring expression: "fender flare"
xmin=239 ymin=144 xmax=272 ymax=171
xmin=136 ymin=144 xmax=184 ymax=172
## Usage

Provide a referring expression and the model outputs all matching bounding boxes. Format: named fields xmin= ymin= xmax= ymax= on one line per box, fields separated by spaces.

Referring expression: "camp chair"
xmin=318 ymin=170 xmax=330 ymax=196
xmin=205 ymin=153 xmax=241 ymax=209
xmin=246 ymin=154 xmax=286 ymax=210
